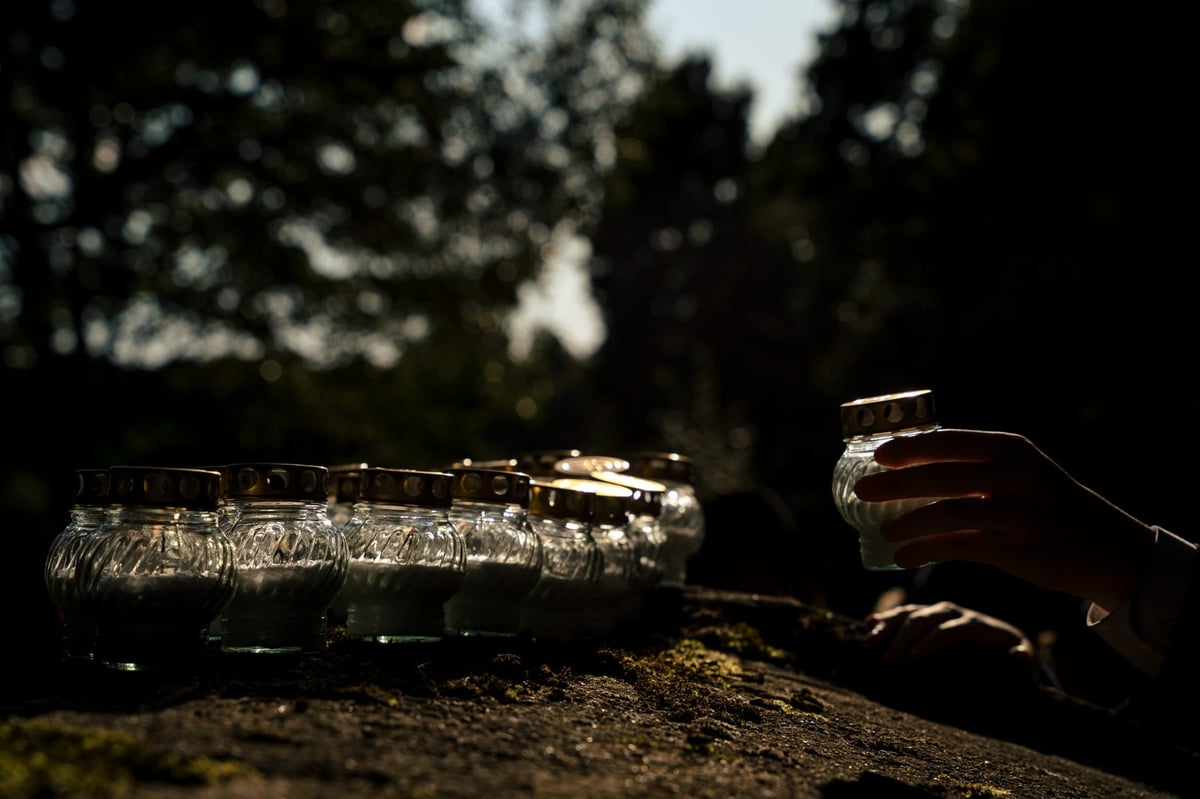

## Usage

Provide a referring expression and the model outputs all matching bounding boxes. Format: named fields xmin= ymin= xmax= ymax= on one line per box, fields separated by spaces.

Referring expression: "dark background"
xmin=3 ymin=0 xmax=1195 ymax=694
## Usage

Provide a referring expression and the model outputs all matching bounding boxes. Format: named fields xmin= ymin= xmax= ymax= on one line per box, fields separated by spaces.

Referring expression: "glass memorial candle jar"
xmin=444 ymin=467 xmax=542 ymax=637
xmin=338 ymin=467 xmax=465 ymax=643
xmin=621 ymin=452 xmax=705 ymax=588
xmin=591 ymin=473 xmax=667 ymax=621
xmin=833 ymin=389 xmax=941 ymax=571
xmin=548 ymin=477 xmax=637 ymax=637
xmin=215 ymin=463 xmax=349 ymax=655
xmin=519 ymin=481 xmax=600 ymax=639
xmin=43 ymin=467 xmax=110 ymax=662
xmin=74 ymin=466 xmax=235 ymax=671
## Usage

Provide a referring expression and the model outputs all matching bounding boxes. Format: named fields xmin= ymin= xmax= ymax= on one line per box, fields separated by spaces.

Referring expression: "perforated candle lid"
xmin=358 ymin=467 xmax=453 ymax=507
xmin=528 ymin=480 xmax=594 ymax=521
xmin=448 ymin=468 xmax=531 ymax=506
xmin=107 ymin=466 xmax=223 ymax=510
xmin=839 ymin=389 xmax=937 ymax=438
xmin=219 ymin=463 xmax=327 ymax=501
xmin=554 ymin=454 xmax=630 ymax=476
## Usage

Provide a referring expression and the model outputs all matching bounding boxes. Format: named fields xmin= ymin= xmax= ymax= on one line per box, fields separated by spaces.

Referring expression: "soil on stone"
xmin=2 ymin=586 xmax=1196 ymax=798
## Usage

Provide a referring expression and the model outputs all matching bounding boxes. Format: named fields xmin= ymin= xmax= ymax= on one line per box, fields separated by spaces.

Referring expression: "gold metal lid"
xmin=447 ymin=457 xmax=519 ymax=471
xmin=626 ymin=488 xmax=662 ymax=518
xmin=553 ymin=454 xmax=630 ymax=476
xmin=107 ymin=466 xmax=223 ymax=510
xmin=448 ymin=468 xmax=531 ymax=506
xmin=622 ymin=452 xmax=696 ymax=485
xmin=218 ymin=463 xmax=327 ymax=501
xmin=839 ymin=389 xmax=937 ymax=438
xmin=587 ymin=471 xmax=666 ymax=516
xmin=548 ymin=478 xmax=631 ymax=526
xmin=593 ymin=494 xmax=628 ymax=526
xmin=74 ymin=468 xmax=110 ymax=505
xmin=547 ymin=477 xmax=632 ymax=497
xmin=528 ymin=480 xmax=594 ymax=522
xmin=589 ymin=471 xmax=665 ymax=494
xmin=358 ymin=467 xmax=452 ymax=508
xmin=514 ymin=449 xmax=583 ymax=477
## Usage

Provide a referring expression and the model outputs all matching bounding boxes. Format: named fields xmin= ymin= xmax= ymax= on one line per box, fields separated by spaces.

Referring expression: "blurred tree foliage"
xmin=2 ymin=0 xmax=1195 ymax=648
xmin=1 ymin=0 xmax=654 ymax=486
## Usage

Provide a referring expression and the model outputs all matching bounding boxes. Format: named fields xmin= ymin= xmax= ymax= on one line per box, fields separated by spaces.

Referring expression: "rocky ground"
xmin=2 ymin=586 xmax=1196 ymax=798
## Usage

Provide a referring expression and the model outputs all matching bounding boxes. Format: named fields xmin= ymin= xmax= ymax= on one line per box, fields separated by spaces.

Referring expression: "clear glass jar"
xmin=622 ymin=453 xmax=705 ymax=588
xmin=519 ymin=482 xmax=600 ymax=639
xmin=43 ymin=468 xmax=110 ymax=662
xmin=548 ymin=477 xmax=637 ymax=637
xmin=444 ymin=468 xmax=542 ymax=637
xmin=74 ymin=466 xmax=235 ymax=671
xmin=594 ymin=473 xmax=667 ymax=621
xmin=338 ymin=467 xmax=465 ymax=643
xmin=833 ymin=389 xmax=941 ymax=570
xmin=215 ymin=463 xmax=349 ymax=655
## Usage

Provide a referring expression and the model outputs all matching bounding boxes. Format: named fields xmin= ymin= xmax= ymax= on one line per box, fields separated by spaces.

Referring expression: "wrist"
xmin=1092 ymin=517 xmax=1156 ymax=613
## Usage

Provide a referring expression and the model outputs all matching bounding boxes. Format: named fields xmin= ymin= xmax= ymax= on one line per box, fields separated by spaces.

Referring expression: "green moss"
xmin=0 ymin=716 xmax=257 ymax=799
xmin=622 ymin=638 xmax=743 ymax=687
xmin=437 ymin=673 xmax=530 ymax=703
xmin=755 ymin=697 xmax=830 ymax=722
xmin=695 ymin=622 xmax=792 ymax=664
xmin=601 ymin=639 xmax=755 ymax=728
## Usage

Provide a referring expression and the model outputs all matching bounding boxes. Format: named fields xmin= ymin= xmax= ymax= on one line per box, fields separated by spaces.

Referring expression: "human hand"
xmin=864 ymin=601 xmax=1035 ymax=673
xmin=852 ymin=429 xmax=1156 ymax=613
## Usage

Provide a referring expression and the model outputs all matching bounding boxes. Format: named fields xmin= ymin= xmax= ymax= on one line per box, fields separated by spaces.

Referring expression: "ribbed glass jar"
xmin=74 ymin=466 xmax=235 ymax=671
xmin=593 ymin=473 xmax=667 ymax=621
xmin=338 ymin=467 xmax=465 ymax=643
xmin=215 ymin=463 xmax=349 ymax=655
xmin=444 ymin=468 xmax=542 ymax=637
xmin=43 ymin=468 xmax=110 ymax=662
xmin=519 ymin=482 xmax=600 ymax=639
xmin=548 ymin=477 xmax=637 ymax=637
xmin=622 ymin=453 xmax=705 ymax=588
xmin=832 ymin=389 xmax=941 ymax=570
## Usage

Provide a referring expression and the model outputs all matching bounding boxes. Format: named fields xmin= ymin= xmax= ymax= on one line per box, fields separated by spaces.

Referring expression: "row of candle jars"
xmin=43 ymin=452 xmax=705 ymax=670
xmin=327 ymin=457 xmax=679 ymax=642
